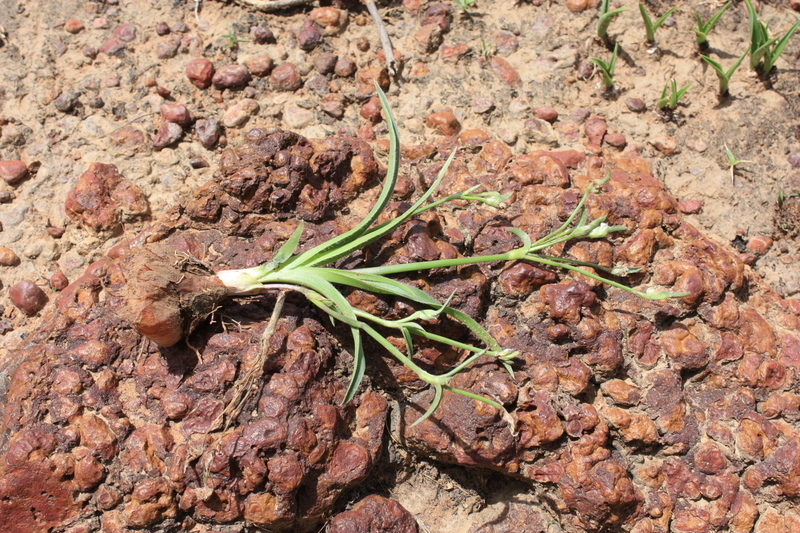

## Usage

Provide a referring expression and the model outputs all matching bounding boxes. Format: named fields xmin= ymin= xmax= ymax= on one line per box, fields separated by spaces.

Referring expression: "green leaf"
xmin=763 ymin=17 xmax=800 ymax=73
xmin=265 ymin=221 xmax=305 ymax=271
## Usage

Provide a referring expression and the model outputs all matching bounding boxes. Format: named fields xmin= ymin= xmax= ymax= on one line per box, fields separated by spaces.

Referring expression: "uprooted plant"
xmin=121 ymin=85 xmax=686 ymax=426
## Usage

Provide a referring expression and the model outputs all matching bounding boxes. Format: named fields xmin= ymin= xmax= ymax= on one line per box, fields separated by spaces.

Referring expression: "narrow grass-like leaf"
xmin=639 ymin=3 xmax=676 ymax=43
xmin=597 ymin=0 xmax=628 ymax=39
xmin=284 ymin=84 xmax=401 ymax=269
xmin=589 ymin=43 xmax=619 ymax=89
xmin=701 ymin=51 xmax=746 ymax=95
xmin=763 ymin=17 xmax=800 ymax=73
xmin=693 ymin=2 xmax=731 ymax=46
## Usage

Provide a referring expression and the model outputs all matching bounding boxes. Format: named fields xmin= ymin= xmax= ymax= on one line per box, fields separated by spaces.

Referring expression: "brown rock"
xmin=270 ymin=63 xmax=302 ymax=91
xmin=156 ymin=36 xmax=181 ymax=59
xmin=99 ymin=37 xmax=125 ymax=56
xmin=112 ymin=23 xmax=137 ymax=42
xmin=534 ymin=106 xmax=558 ymax=122
xmin=153 ymin=121 xmax=183 ymax=149
xmin=425 ymin=108 xmax=460 ymax=136
xmin=746 ymin=235 xmax=772 ymax=255
xmin=605 ymin=132 xmax=627 ymax=148
xmin=359 ymin=97 xmax=382 ymax=124
xmin=678 ymin=199 xmax=703 ymax=214
xmin=185 ymin=58 xmax=215 ymax=89
xmin=334 ymin=56 xmax=357 ymax=77
xmin=328 ymin=495 xmax=417 ymax=533
xmin=313 ymin=52 xmax=338 ymax=74
xmin=195 ymin=117 xmax=221 ymax=149
xmin=0 ymin=160 xmax=27 ymax=185
xmin=662 ymin=325 xmax=708 ymax=370
xmin=49 ymin=271 xmax=69 ymax=291
xmin=584 ymin=116 xmax=607 ymax=146
xmin=64 ymin=19 xmax=85 ymax=34
xmin=414 ymin=23 xmax=443 ymax=54
xmin=246 ymin=56 xmax=274 ymax=77
xmin=159 ymin=103 xmax=193 ymax=127
xmin=354 ymin=66 xmax=390 ymax=100
xmin=251 ymin=26 xmax=275 ymax=44
xmin=491 ymin=56 xmax=521 ymax=86
xmin=212 ymin=64 xmax=251 ymax=90
xmin=566 ymin=0 xmax=590 ymax=11
xmin=297 ymin=19 xmax=323 ymax=50
xmin=650 ymin=135 xmax=679 ymax=155
xmin=9 ymin=280 xmax=47 ymax=315
xmin=0 ymin=247 xmax=20 ymax=266
xmin=310 ymin=7 xmax=348 ymax=34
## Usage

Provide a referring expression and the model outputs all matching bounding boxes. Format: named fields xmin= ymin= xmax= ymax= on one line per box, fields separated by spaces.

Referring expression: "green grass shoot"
xmin=693 ymin=2 xmax=731 ymax=48
xmin=744 ymin=0 xmax=800 ymax=73
xmin=657 ymin=78 xmax=691 ymax=110
xmin=701 ymin=50 xmax=747 ymax=96
xmin=639 ymin=2 xmax=676 ymax=44
xmin=590 ymin=43 xmax=619 ymax=90
xmin=597 ymin=0 xmax=627 ymax=40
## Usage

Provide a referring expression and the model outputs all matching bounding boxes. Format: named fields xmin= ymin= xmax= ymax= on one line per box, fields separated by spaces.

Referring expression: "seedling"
xmin=193 ymin=85 xmax=688 ymax=425
xmin=590 ymin=43 xmax=619 ymax=90
xmin=221 ymin=23 xmax=248 ymax=50
xmin=778 ymin=190 xmax=799 ymax=207
xmin=701 ymin=50 xmax=747 ymax=96
xmin=744 ymin=0 xmax=800 ymax=74
xmin=639 ymin=2 xmax=676 ymax=45
xmin=597 ymin=0 xmax=628 ymax=40
xmin=693 ymin=2 xmax=731 ymax=49
xmin=725 ymin=143 xmax=752 ymax=185
xmin=480 ymin=37 xmax=494 ymax=58
xmin=454 ymin=0 xmax=476 ymax=15
xmin=657 ymin=78 xmax=691 ymax=111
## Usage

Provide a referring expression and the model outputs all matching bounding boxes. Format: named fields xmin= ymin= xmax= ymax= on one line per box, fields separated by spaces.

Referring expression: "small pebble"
xmin=360 ymin=97 xmax=383 ymax=124
xmin=297 ymin=19 xmax=323 ymax=51
xmin=212 ymin=64 xmax=251 ymax=90
xmin=605 ymin=132 xmax=627 ymax=148
xmin=155 ymin=22 xmax=170 ymax=36
xmin=83 ymin=45 xmax=98 ymax=59
xmin=788 ymin=151 xmax=800 ymax=169
xmin=283 ymin=105 xmax=315 ymax=129
xmin=491 ymin=56 xmax=521 ymax=87
xmin=113 ymin=23 xmax=137 ymax=42
xmin=64 ymin=19 xmax=85 ymax=34
xmin=686 ymin=139 xmax=708 ymax=153
xmin=425 ymin=108 xmax=461 ymax=136
xmin=156 ymin=86 xmax=171 ymax=97
xmin=570 ymin=108 xmax=591 ymax=123
xmin=472 ymin=98 xmax=494 ymax=114
xmin=356 ymin=37 xmax=370 ymax=52
xmin=534 ymin=106 xmax=558 ymax=122
xmin=251 ymin=27 xmax=275 ymax=44
xmin=189 ymin=156 xmax=209 ymax=169
xmin=46 ymin=226 xmax=65 ymax=238
xmin=87 ymin=97 xmax=104 ymax=109
xmin=0 ymin=161 xmax=29 ymax=184
xmin=156 ymin=35 xmax=181 ymax=59
xmin=104 ymin=75 xmax=120 ymax=87
xmin=0 ymin=192 xmax=14 ymax=203
xmin=334 ymin=57 xmax=357 ymax=77
xmin=222 ymin=99 xmax=259 ymax=128
xmin=566 ymin=0 xmax=589 ymax=12
xmin=576 ymin=60 xmax=593 ymax=80
xmin=153 ymin=121 xmax=183 ymax=149
xmin=50 ymin=271 xmax=69 ymax=291
xmin=320 ymin=95 xmax=346 ymax=118
xmin=626 ymin=97 xmax=647 ymax=112
xmin=99 ymin=37 xmax=125 ymax=56
xmin=0 ymin=247 xmax=20 ymax=266
xmin=245 ymin=56 xmax=274 ymax=77
xmin=649 ymin=135 xmax=679 ymax=155
xmin=9 ymin=280 xmax=48 ymax=316
xmin=270 ymin=63 xmax=302 ymax=91
xmin=195 ymin=117 xmax=221 ymax=149
xmin=186 ymin=58 xmax=215 ymax=89
xmin=746 ymin=235 xmax=773 ymax=255
xmin=314 ymin=53 xmax=338 ymax=74
xmin=93 ymin=18 xmax=109 ymax=29
xmin=54 ymin=92 xmax=81 ymax=113
xmin=170 ymin=22 xmax=188 ymax=33
xmin=160 ymin=103 xmax=193 ymax=126
xmin=677 ymin=199 xmax=703 ymax=214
